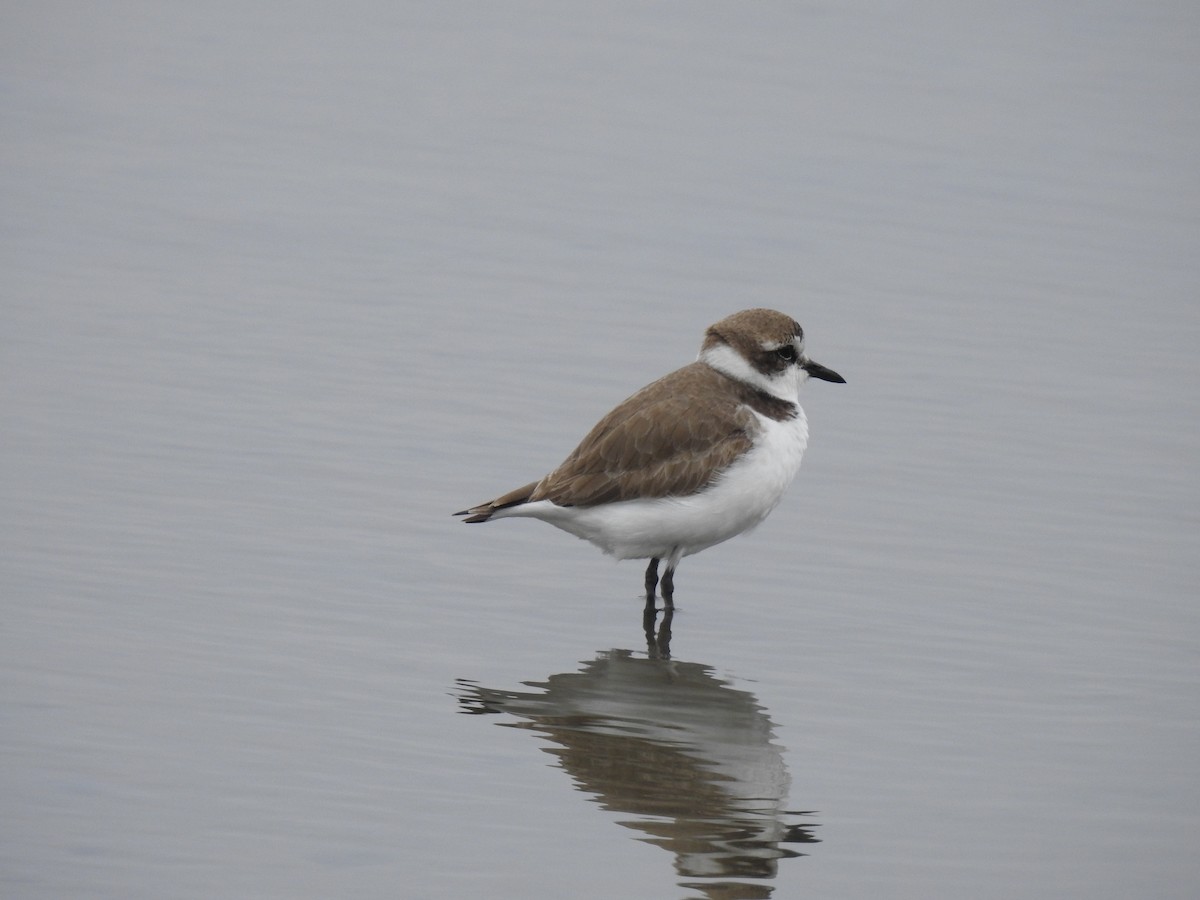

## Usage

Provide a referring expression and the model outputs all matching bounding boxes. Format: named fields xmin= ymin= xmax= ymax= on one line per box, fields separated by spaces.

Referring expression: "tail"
xmin=453 ymin=480 xmax=540 ymax=523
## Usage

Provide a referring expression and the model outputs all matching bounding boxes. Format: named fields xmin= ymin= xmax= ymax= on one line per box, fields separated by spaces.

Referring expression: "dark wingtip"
xmin=453 ymin=506 xmax=493 ymax=523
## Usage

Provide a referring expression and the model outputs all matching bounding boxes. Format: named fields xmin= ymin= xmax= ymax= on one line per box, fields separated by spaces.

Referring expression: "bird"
xmin=454 ymin=308 xmax=844 ymax=608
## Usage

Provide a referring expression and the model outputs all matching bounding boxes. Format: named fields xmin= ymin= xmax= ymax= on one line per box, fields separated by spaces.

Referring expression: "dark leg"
xmin=644 ymin=557 xmax=660 ymax=604
xmin=661 ymin=565 xmax=675 ymax=609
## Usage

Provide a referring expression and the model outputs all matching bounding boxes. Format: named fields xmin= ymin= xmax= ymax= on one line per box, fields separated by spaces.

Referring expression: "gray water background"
xmin=3 ymin=3 xmax=1198 ymax=898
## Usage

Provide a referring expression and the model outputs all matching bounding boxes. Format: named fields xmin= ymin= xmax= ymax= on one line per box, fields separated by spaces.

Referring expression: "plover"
xmin=454 ymin=308 xmax=844 ymax=607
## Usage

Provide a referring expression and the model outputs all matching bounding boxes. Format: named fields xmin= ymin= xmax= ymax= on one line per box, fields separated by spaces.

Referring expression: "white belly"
xmin=501 ymin=408 xmax=810 ymax=561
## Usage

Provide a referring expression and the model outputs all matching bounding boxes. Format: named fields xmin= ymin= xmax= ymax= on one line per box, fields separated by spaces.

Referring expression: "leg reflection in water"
xmin=643 ymin=602 xmax=673 ymax=659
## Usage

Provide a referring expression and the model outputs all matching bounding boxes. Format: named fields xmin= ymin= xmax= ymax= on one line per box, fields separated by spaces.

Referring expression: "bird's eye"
xmin=775 ymin=345 xmax=797 ymax=362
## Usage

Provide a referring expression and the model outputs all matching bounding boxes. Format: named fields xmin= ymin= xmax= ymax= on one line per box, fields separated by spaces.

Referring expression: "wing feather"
xmin=529 ymin=364 xmax=758 ymax=507
xmin=455 ymin=362 xmax=782 ymax=520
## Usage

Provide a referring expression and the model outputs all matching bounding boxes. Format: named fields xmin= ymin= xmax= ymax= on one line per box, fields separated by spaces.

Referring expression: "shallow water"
xmin=3 ymin=3 xmax=1199 ymax=898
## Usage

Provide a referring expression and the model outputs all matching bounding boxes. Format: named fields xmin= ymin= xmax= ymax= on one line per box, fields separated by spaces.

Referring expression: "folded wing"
xmin=456 ymin=364 xmax=758 ymax=521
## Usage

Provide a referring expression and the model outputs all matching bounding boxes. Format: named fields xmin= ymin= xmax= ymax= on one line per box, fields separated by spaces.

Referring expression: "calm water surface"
xmin=3 ymin=3 xmax=1198 ymax=898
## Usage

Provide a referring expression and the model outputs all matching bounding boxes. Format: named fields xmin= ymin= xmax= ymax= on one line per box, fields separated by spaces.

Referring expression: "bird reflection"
xmin=456 ymin=632 xmax=819 ymax=898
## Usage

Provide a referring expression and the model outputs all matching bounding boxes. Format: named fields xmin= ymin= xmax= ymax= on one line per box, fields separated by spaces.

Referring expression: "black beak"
xmin=802 ymin=359 xmax=846 ymax=384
